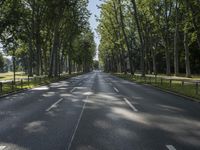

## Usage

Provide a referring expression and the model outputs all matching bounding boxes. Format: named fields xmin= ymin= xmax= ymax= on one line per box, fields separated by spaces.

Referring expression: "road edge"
xmin=112 ymin=74 xmax=200 ymax=103
xmin=0 ymin=73 xmax=83 ymax=99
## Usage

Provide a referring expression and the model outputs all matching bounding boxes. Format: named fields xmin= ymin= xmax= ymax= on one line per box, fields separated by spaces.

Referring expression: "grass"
xmin=0 ymin=72 xmax=28 ymax=80
xmin=114 ymin=73 xmax=200 ymax=101
xmin=0 ymin=73 xmax=82 ymax=96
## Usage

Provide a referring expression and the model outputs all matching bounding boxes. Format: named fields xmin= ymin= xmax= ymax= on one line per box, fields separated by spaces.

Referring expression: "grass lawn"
xmin=0 ymin=72 xmax=82 ymax=96
xmin=0 ymin=72 xmax=28 ymax=81
xmin=114 ymin=73 xmax=200 ymax=101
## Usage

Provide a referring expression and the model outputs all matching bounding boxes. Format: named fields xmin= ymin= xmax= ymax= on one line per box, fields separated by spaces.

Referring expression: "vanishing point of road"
xmin=0 ymin=71 xmax=200 ymax=150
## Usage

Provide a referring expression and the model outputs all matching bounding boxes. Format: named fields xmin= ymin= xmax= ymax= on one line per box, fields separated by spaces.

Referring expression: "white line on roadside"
xmin=46 ymin=98 xmax=64 ymax=112
xmin=67 ymin=96 xmax=88 ymax=150
xmin=70 ymin=87 xmax=76 ymax=93
xmin=123 ymin=98 xmax=138 ymax=112
xmin=0 ymin=146 xmax=6 ymax=150
xmin=113 ymin=87 xmax=119 ymax=93
xmin=166 ymin=145 xmax=176 ymax=150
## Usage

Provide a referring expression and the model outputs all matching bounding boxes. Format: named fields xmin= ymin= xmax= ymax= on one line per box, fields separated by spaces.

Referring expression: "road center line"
xmin=166 ymin=145 xmax=176 ymax=150
xmin=113 ymin=87 xmax=119 ymax=93
xmin=0 ymin=146 xmax=6 ymax=150
xmin=67 ymin=96 xmax=88 ymax=150
xmin=123 ymin=98 xmax=138 ymax=112
xmin=46 ymin=98 xmax=64 ymax=112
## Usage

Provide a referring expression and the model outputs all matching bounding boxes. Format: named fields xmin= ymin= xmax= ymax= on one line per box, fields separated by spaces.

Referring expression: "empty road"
xmin=0 ymin=71 xmax=200 ymax=150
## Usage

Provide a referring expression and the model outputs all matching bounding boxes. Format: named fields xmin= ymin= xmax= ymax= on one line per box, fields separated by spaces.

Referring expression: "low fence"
xmin=134 ymin=75 xmax=200 ymax=95
xmin=0 ymin=73 xmax=79 ymax=95
xmin=115 ymin=73 xmax=200 ymax=99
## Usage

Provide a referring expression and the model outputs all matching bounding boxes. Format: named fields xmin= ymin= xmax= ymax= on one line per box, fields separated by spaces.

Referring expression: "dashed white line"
xmin=113 ymin=87 xmax=119 ymax=93
xmin=78 ymin=83 xmax=82 ymax=86
xmin=46 ymin=98 xmax=64 ymax=112
xmin=0 ymin=146 xmax=6 ymax=150
xmin=70 ymin=87 xmax=76 ymax=93
xmin=166 ymin=145 xmax=176 ymax=150
xmin=123 ymin=98 xmax=138 ymax=112
xmin=67 ymin=96 xmax=88 ymax=150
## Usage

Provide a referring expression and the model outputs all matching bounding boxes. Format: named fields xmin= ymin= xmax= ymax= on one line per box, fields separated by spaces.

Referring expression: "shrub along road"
xmin=0 ymin=71 xmax=200 ymax=150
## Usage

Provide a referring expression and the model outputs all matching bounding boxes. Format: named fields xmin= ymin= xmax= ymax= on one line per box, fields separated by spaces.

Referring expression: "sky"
xmin=87 ymin=0 xmax=103 ymax=60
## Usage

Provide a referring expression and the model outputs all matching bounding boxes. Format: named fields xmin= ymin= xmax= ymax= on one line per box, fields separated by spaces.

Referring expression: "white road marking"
xmin=46 ymin=98 xmax=64 ymax=112
xmin=78 ymin=83 xmax=82 ymax=86
xmin=67 ymin=96 xmax=88 ymax=150
xmin=166 ymin=145 xmax=176 ymax=150
xmin=70 ymin=87 xmax=76 ymax=93
xmin=113 ymin=87 xmax=119 ymax=93
xmin=0 ymin=146 xmax=6 ymax=150
xmin=123 ymin=98 xmax=138 ymax=112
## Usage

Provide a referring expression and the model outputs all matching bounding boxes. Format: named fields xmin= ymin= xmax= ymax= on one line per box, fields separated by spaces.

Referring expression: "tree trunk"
xmin=28 ymin=37 xmax=33 ymax=76
xmin=13 ymin=50 xmax=16 ymax=85
xmin=174 ymin=0 xmax=179 ymax=76
xmin=118 ymin=0 xmax=134 ymax=75
xmin=164 ymin=0 xmax=172 ymax=76
xmin=68 ymin=53 xmax=72 ymax=75
xmin=184 ymin=31 xmax=191 ymax=77
xmin=131 ymin=0 xmax=145 ymax=76
xmin=49 ymin=25 xmax=60 ymax=77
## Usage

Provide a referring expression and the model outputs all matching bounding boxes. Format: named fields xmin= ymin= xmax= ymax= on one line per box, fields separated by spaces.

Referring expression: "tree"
xmin=0 ymin=52 xmax=4 ymax=72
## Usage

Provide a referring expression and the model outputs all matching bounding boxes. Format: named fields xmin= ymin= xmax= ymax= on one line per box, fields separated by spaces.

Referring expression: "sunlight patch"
xmin=33 ymin=86 xmax=49 ymax=90
xmin=24 ymin=121 xmax=47 ymax=133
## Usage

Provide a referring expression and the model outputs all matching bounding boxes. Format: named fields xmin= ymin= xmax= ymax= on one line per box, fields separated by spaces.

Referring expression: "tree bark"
xmin=184 ymin=31 xmax=191 ymax=77
xmin=118 ymin=0 xmax=134 ymax=75
xmin=174 ymin=0 xmax=179 ymax=76
xmin=131 ymin=0 xmax=145 ymax=76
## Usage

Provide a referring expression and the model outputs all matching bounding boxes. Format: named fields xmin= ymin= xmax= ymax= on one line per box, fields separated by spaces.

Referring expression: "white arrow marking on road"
xmin=0 ymin=146 xmax=6 ymax=150
xmin=46 ymin=98 xmax=64 ymax=112
xmin=166 ymin=145 xmax=176 ymax=150
xmin=113 ymin=87 xmax=119 ymax=93
xmin=123 ymin=98 xmax=138 ymax=112
xmin=70 ymin=87 xmax=76 ymax=93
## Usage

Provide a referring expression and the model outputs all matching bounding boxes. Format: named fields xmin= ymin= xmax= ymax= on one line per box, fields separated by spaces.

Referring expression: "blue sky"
xmin=87 ymin=0 xmax=103 ymax=60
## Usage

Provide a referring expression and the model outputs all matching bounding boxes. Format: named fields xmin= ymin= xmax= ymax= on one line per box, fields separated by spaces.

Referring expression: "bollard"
xmin=11 ymin=81 xmax=14 ymax=91
xmin=0 ymin=82 xmax=2 ymax=94
xmin=34 ymin=77 xmax=36 ymax=84
xmin=21 ymin=79 xmax=23 ymax=89
xmin=169 ymin=79 xmax=172 ymax=88
xmin=196 ymin=82 xmax=199 ymax=95
xmin=155 ymin=76 xmax=157 ymax=84
xmin=182 ymin=81 xmax=184 ymax=87
xmin=28 ymin=76 xmax=30 ymax=86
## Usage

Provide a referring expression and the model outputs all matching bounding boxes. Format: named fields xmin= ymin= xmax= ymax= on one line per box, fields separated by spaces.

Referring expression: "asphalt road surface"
xmin=0 ymin=71 xmax=200 ymax=150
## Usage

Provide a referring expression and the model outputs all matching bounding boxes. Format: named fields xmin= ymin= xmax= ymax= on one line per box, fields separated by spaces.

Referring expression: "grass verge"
xmin=0 ymin=73 xmax=82 ymax=96
xmin=114 ymin=73 xmax=200 ymax=101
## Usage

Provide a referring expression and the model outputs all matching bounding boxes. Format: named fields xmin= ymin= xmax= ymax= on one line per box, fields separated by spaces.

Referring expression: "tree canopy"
xmin=98 ymin=0 xmax=200 ymax=77
xmin=0 ymin=0 xmax=96 ymax=78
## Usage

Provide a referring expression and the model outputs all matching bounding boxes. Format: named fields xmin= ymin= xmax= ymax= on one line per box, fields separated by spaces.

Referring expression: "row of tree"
xmin=0 ymin=0 xmax=96 ymax=81
xmin=98 ymin=0 xmax=200 ymax=77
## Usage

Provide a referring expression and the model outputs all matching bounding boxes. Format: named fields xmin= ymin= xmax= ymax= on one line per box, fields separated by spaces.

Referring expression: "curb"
xmin=0 ymin=89 xmax=28 ymax=98
xmin=143 ymin=83 xmax=200 ymax=103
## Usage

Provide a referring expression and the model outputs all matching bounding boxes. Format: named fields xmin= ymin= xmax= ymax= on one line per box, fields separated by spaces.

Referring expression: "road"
xmin=0 ymin=71 xmax=200 ymax=150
